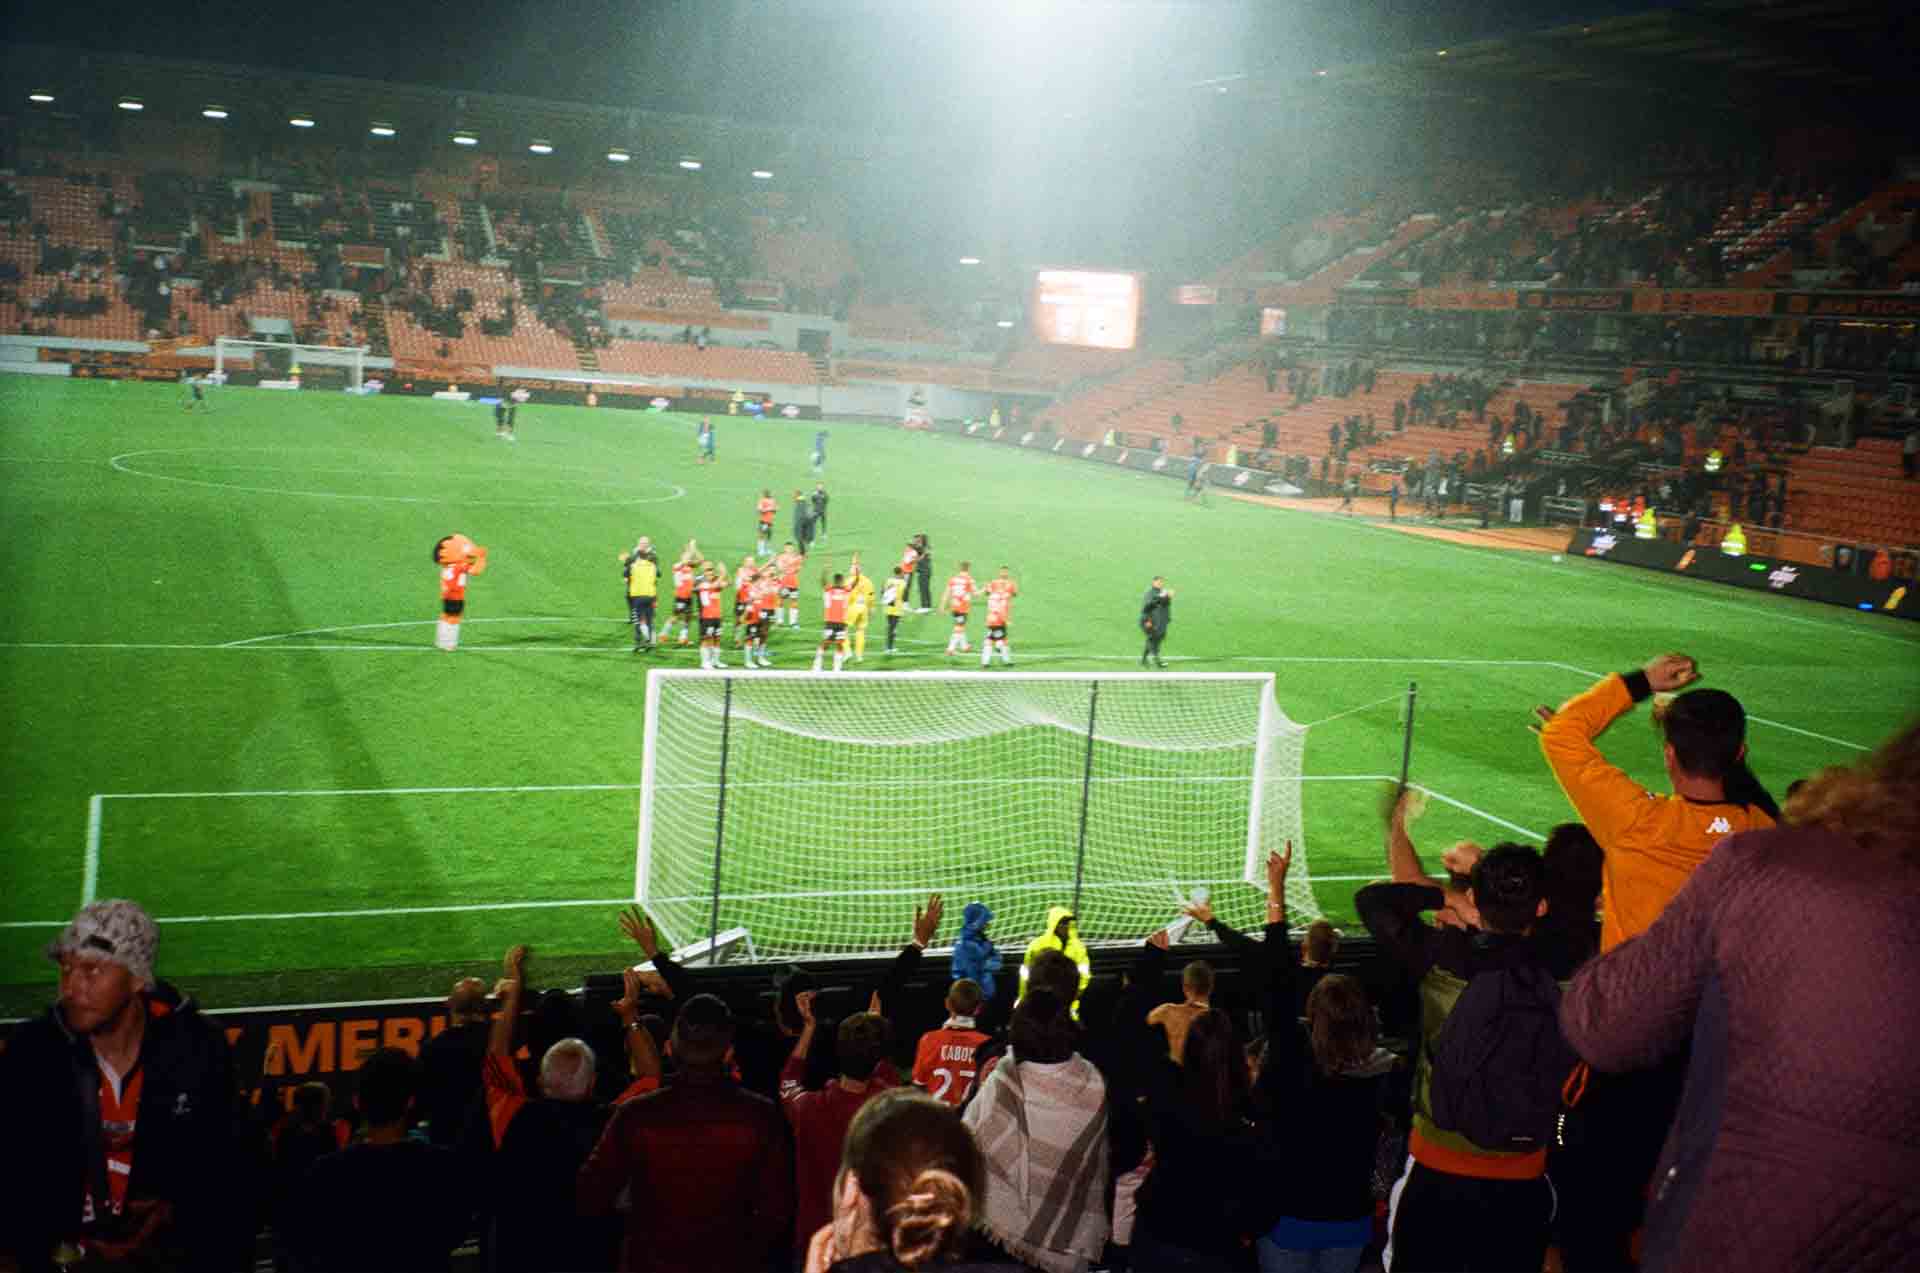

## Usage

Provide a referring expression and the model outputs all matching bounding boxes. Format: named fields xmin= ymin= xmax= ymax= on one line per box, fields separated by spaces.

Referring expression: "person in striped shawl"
xmin=960 ymin=990 xmax=1109 ymax=1273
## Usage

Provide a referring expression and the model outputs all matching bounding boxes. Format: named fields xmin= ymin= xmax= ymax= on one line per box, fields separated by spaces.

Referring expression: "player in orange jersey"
xmin=775 ymin=541 xmax=805 ymax=628
xmin=433 ymin=534 xmax=488 ymax=651
xmin=695 ymin=563 xmax=729 ymax=668
xmin=941 ymin=560 xmax=979 ymax=657
xmin=747 ymin=569 xmax=783 ymax=669
xmin=981 ymin=566 xmax=1017 ymax=667
xmin=812 ymin=573 xmax=852 ymax=671
xmin=668 ymin=541 xmax=699 ymax=646
xmin=755 ymin=489 xmax=778 ymax=556
xmin=730 ymin=556 xmax=758 ymax=646
xmin=911 ymin=979 xmax=991 ymax=1107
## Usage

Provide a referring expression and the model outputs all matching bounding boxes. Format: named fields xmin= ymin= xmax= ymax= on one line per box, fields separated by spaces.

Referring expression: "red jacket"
xmin=577 ymin=1070 xmax=793 ymax=1273
xmin=779 ymin=1052 xmax=895 ymax=1254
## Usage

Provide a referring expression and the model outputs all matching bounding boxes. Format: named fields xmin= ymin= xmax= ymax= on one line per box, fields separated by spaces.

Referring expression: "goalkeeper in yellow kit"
xmin=844 ymin=554 xmax=877 ymax=662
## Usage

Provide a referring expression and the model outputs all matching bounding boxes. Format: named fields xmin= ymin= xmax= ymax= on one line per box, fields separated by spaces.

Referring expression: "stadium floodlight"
xmin=1436 ymin=48 xmax=1448 ymax=56
xmin=996 ymin=319 xmax=1014 ymax=328
xmin=202 ymin=106 xmax=229 ymax=119
xmin=750 ymin=169 xmax=773 ymax=179
xmin=678 ymin=158 xmax=702 ymax=170
xmin=452 ymin=132 xmax=478 ymax=146
xmin=1315 ymin=69 xmax=1329 ymax=77
xmin=29 ymin=92 xmax=56 ymax=104
xmin=117 ymin=98 xmax=144 ymax=112
xmin=606 ymin=148 xmax=631 ymax=162
xmin=528 ymin=140 xmax=554 ymax=154
xmin=370 ymin=123 xmax=397 ymax=137
xmin=959 ymin=256 xmax=982 ymax=266
xmin=289 ymin=115 xmax=316 ymax=128
xmin=635 ymin=670 xmax=1316 ymax=964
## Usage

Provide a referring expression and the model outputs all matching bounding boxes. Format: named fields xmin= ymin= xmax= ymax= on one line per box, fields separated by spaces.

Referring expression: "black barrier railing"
xmin=1565 ymin=526 xmax=1916 ymax=621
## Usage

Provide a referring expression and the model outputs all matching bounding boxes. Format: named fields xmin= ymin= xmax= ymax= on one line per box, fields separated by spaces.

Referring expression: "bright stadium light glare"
xmin=117 ymin=98 xmax=144 ymax=112
xmin=1315 ymin=69 xmax=1329 ymax=77
xmin=202 ymin=106 xmax=230 ymax=119
xmin=370 ymin=123 xmax=397 ymax=137
xmin=528 ymin=140 xmax=554 ymax=154
xmin=289 ymin=115 xmax=316 ymax=128
xmin=1436 ymin=48 xmax=1449 ymax=56
xmin=606 ymin=148 xmax=631 ymax=162
xmin=678 ymin=158 xmax=702 ymax=170
xmin=996 ymin=319 xmax=1014 ymax=328
xmin=751 ymin=169 xmax=773 ymax=179
xmin=452 ymin=132 xmax=478 ymax=146
xmin=29 ymin=93 xmax=55 ymax=104
xmin=958 ymin=256 xmax=981 ymax=266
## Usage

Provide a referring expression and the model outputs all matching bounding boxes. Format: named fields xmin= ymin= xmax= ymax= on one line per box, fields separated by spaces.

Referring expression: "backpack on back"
xmin=1427 ymin=961 xmax=1578 ymax=1153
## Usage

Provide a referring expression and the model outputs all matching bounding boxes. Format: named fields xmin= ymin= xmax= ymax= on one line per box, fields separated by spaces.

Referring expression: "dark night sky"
xmin=4 ymin=0 xmax=1669 ymax=125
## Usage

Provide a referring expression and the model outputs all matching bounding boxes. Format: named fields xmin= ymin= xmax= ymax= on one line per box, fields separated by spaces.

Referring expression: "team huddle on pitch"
xmin=612 ymin=501 xmax=1022 ymax=671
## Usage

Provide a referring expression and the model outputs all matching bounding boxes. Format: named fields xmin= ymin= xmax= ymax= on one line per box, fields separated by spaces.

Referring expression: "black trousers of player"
xmin=1142 ymin=625 xmax=1167 ymax=666
xmin=628 ymin=597 xmax=655 ymax=645
xmin=1389 ymin=1161 xmax=1553 ymax=1273
xmin=885 ymin=615 xmax=901 ymax=650
xmin=914 ymin=567 xmax=932 ymax=610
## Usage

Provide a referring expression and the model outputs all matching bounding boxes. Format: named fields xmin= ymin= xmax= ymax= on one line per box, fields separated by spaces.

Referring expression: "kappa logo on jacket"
xmin=1707 ymin=816 xmax=1732 ymax=834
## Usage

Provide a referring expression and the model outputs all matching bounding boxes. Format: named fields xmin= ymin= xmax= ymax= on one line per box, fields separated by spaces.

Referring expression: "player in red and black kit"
xmin=981 ymin=566 xmax=1017 ymax=668
xmin=747 ymin=569 xmax=782 ymax=670
xmin=669 ymin=546 xmax=698 ymax=646
xmin=812 ymin=574 xmax=852 ymax=671
xmin=696 ymin=564 xmax=728 ymax=669
xmin=756 ymin=490 xmax=777 ymax=556
xmin=433 ymin=534 xmax=487 ymax=651
xmin=942 ymin=561 xmax=978 ymax=657
xmin=731 ymin=557 xmax=757 ymax=647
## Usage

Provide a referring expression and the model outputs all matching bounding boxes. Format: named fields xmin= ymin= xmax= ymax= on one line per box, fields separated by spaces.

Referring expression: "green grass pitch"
xmin=2 ymin=376 xmax=1915 ymax=1013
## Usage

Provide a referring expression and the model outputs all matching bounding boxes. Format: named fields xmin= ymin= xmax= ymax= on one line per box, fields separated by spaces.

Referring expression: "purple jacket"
xmin=1559 ymin=827 xmax=1920 ymax=1272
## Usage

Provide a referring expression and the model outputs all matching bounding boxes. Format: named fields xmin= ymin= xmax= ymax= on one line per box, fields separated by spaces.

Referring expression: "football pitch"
xmin=3 ymin=377 xmax=1915 ymax=1013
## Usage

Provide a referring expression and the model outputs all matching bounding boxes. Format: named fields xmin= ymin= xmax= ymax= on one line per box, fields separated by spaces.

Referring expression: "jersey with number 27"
xmin=913 ymin=1023 xmax=990 ymax=1107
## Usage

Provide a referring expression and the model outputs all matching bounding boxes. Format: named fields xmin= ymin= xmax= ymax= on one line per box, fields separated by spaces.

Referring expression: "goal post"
xmin=212 ymin=336 xmax=368 ymax=390
xmin=635 ymin=670 xmax=1316 ymax=964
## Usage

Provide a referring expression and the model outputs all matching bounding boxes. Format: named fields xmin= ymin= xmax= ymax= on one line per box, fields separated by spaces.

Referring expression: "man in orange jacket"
xmin=1536 ymin=652 xmax=1777 ymax=1272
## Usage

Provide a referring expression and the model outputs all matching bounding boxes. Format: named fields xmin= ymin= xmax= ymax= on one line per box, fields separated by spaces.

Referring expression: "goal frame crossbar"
xmin=635 ymin=669 xmax=1300 ymax=962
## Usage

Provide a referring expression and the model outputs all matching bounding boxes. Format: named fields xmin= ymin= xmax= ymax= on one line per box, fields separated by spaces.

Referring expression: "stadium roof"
xmin=1260 ymin=0 xmax=1915 ymax=122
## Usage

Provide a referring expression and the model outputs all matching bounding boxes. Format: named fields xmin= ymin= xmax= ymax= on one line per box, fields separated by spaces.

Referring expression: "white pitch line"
xmin=221 ymin=616 xmax=626 ymax=648
xmin=124 ymin=897 xmax=635 ymax=925
xmin=82 ymin=794 xmax=102 ymax=907
xmin=1414 ymin=785 xmax=1543 ymax=841
xmin=98 ymin=783 xmax=639 ymax=800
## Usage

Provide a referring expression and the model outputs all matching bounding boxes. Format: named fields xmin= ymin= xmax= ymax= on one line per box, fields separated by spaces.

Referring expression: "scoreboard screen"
xmin=1031 ymin=269 xmax=1142 ymax=350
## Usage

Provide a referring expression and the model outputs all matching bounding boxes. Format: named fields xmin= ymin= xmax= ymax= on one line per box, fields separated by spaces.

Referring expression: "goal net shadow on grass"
xmin=635 ymin=670 xmax=1322 ymax=962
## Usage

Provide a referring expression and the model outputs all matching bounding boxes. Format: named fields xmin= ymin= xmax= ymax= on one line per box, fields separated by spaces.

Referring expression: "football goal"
xmin=213 ymin=336 xmax=368 ymax=390
xmin=635 ymin=670 xmax=1316 ymax=963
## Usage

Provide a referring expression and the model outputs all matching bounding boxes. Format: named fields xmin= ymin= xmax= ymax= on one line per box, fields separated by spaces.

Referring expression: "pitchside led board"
xmin=1031 ymin=269 xmax=1143 ymax=350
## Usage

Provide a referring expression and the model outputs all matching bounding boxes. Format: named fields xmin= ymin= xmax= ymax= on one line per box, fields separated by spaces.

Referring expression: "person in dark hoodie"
xmin=0 ymin=899 xmax=246 ymax=1272
xmin=950 ymin=902 xmax=1002 ymax=1005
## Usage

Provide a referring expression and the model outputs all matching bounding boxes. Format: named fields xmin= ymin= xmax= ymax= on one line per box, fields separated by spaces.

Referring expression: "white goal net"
xmin=636 ymin=670 xmax=1315 ymax=963
xmin=213 ymin=336 xmax=368 ymax=390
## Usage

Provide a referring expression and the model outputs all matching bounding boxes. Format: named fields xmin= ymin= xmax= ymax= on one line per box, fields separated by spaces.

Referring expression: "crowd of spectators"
xmin=5 ymin=654 xmax=1915 ymax=1273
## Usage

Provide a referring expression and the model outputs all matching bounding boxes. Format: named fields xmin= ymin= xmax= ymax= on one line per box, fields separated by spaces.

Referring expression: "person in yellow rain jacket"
xmin=1020 ymin=906 xmax=1090 ymax=1015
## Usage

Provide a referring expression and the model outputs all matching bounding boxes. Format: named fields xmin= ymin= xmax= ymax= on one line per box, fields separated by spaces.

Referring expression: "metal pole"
xmin=1071 ymin=681 xmax=1100 ymax=918
xmin=707 ymin=677 xmax=734 ymax=964
xmin=1399 ymin=681 xmax=1418 ymax=789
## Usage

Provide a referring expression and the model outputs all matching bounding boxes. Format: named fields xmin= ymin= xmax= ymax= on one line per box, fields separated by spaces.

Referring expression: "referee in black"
xmin=1140 ymin=576 xmax=1174 ymax=668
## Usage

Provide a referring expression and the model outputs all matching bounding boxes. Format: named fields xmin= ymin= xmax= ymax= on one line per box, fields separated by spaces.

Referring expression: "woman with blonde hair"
xmin=805 ymin=1088 xmax=1023 ymax=1273
xmin=1559 ymin=721 xmax=1920 ymax=1272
